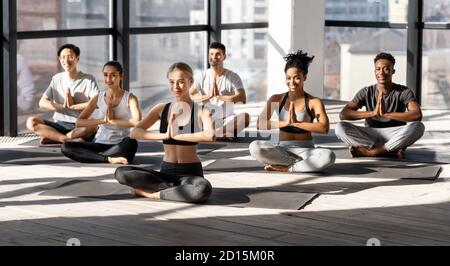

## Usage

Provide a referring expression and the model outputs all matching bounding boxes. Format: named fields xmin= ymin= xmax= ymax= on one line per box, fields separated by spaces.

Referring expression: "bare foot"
xmin=351 ymin=146 xmax=385 ymax=157
xmin=40 ymin=137 xmax=62 ymax=145
xmin=382 ymin=149 xmax=405 ymax=159
xmin=108 ymin=157 xmax=129 ymax=165
xmin=132 ymin=189 xmax=161 ymax=200
xmin=350 ymin=146 xmax=405 ymax=159
xmin=264 ymin=165 xmax=289 ymax=172
xmin=349 ymin=146 xmax=367 ymax=157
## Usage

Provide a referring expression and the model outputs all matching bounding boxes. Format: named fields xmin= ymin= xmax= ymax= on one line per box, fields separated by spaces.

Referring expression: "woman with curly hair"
xmin=249 ymin=50 xmax=336 ymax=173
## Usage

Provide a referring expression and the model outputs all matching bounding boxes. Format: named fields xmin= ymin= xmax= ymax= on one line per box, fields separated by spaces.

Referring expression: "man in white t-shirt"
xmin=26 ymin=44 xmax=99 ymax=145
xmin=190 ymin=42 xmax=250 ymax=139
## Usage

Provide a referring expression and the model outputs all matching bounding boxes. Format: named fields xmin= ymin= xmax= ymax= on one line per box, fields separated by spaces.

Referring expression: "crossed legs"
xmin=249 ymin=141 xmax=336 ymax=173
xmin=115 ymin=165 xmax=212 ymax=203
xmin=27 ymin=116 xmax=96 ymax=144
xmin=61 ymin=137 xmax=138 ymax=164
xmin=335 ymin=121 xmax=425 ymax=158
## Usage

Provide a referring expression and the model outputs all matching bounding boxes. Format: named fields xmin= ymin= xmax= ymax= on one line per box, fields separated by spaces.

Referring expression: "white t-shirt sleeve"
xmin=229 ymin=72 xmax=244 ymax=92
xmin=192 ymin=72 xmax=206 ymax=96
xmin=89 ymin=77 xmax=100 ymax=98
xmin=43 ymin=76 xmax=56 ymax=100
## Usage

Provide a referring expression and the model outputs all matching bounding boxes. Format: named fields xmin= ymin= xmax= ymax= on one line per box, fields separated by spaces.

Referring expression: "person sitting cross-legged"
xmin=249 ymin=50 xmax=336 ymax=173
xmin=115 ymin=62 xmax=215 ymax=203
xmin=190 ymin=42 xmax=250 ymax=139
xmin=335 ymin=52 xmax=425 ymax=159
xmin=61 ymin=61 xmax=141 ymax=165
xmin=26 ymin=44 xmax=99 ymax=145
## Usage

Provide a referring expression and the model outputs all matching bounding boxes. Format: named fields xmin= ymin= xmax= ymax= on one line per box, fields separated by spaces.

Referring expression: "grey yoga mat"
xmin=204 ymin=159 xmax=266 ymax=173
xmin=207 ymin=188 xmax=319 ymax=210
xmin=40 ymin=180 xmax=319 ymax=210
xmin=322 ymin=160 xmax=442 ymax=180
xmin=40 ymin=180 xmax=133 ymax=200
xmin=204 ymin=159 xmax=442 ymax=180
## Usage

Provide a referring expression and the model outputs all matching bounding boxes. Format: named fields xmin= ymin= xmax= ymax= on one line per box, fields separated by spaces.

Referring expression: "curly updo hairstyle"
xmin=284 ymin=50 xmax=315 ymax=76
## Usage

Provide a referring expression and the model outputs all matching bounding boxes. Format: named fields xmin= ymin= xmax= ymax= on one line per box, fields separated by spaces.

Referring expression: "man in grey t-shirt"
xmin=190 ymin=42 xmax=250 ymax=139
xmin=335 ymin=52 xmax=425 ymax=158
xmin=26 ymin=44 xmax=99 ymax=145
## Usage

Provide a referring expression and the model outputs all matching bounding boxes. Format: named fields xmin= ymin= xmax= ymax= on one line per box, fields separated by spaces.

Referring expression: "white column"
xmin=267 ymin=0 xmax=325 ymax=98
xmin=340 ymin=43 xmax=352 ymax=101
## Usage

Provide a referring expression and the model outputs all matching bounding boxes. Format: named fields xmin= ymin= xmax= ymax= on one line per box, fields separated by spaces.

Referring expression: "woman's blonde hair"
xmin=166 ymin=62 xmax=194 ymax=80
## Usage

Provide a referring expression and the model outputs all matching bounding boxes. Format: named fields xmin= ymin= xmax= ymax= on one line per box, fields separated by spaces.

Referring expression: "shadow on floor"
xmin=1 ymin=200 xmax=450 ymax=246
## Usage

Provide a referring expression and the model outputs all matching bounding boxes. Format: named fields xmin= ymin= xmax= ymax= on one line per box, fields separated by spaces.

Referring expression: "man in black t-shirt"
xmin=335 ymin=52 xmax=425 ymax=158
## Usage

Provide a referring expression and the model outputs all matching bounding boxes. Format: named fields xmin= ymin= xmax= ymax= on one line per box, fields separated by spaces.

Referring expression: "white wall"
xmin=267 ymin=0 xmax=325 ymax=98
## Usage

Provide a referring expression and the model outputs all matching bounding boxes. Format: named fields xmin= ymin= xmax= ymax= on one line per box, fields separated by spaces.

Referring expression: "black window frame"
xmin=5 ymin=1 xmax=449 ymax=136
xmin=325 ymin=0 xmax=450 ymax=106
xmin=1 ymin=0 xmax=268 ymax=136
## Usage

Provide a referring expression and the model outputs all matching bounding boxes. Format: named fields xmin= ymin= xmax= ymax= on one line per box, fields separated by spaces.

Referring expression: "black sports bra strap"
xmin=161 ymin=103 xmax=171 ymax=127
xmin=160 ymin=102 xmax=199 ymax=146
xmin=190 ymin=104 xmax=196 ymax=133
xmin=279 ymin=93 xmax=289 ymax=113
xmin=304 ymin=93 xmax=315 ymax=122
xmin=162 ymin=103 xmax=196 ymax=130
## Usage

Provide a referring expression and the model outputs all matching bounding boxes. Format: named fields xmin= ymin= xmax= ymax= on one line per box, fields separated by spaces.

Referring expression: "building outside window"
xmin=4 ymin=0 xmax=450 ymax=135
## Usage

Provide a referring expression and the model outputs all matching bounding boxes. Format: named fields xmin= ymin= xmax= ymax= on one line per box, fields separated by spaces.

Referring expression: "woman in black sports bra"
xmin=114 ymin=62 xmax=215 ymax=203
xmin=249 ymin=50 xmax=336 ymax=173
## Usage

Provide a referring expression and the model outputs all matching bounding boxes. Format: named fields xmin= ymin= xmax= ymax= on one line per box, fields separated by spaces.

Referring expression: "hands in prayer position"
xmin=206 ymin=76 xmax=221 ymax=101
xmin=374 ymin=93 xmax=384 ymax=117
xmin=164 ymin=106 xmax=185 ymax=140
xmin=63 ymin=88 xmax=74 ymax=109
xmin=102 ymin=95 xmax=115 ymax=124
xmin=279 ymin=102 xmax=299 ymax=128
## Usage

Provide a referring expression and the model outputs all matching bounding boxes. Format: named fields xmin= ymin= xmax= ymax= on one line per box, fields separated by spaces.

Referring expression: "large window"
xmin=324 ymin=0 xmax=410 ymax=102
xmin=325 ymin=0 xmax=407 ymax=23
xmin=10 ymin=1 xmax=450 ymax=135
xmin=422 ymin=31 xmax=450 ymax=110
xmin=325 ymin=0 xmax=450 ymax=110
xmin=222 ymin=29 xmax=268 ymax=103
xmin=422 ymin=0 xmax=450 ymax=109
xmin=4 ymin=0 xmax=271 ymax=136
xmin=324 ymin=27 xmax=407 ymax=101
xmin=130 ymin=0 xmax=206 ymax=27
xmin=17 ymin=0 xmax=110 ymax=31
xmin=221 ymin=0 xmax=268 ymax=103
xmin=14 ymin=0 xmax=111 ymax=134
xmin=424 ymin=0 xmax=450 ymax=22
xmin=130 ymin=33 xmax=207 ymax=113
xmin=222 ymin=0 xmax=268 ymax=23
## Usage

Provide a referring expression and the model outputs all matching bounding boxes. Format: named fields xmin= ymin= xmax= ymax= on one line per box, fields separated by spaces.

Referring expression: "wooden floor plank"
xmin=1 ymin=106 xmax=450 ymax=246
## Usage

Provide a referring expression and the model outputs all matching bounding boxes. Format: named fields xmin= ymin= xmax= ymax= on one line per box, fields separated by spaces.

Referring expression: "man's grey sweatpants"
xmin=249 ymin=140 xmax=336 ymax=173
xmin=335 ymin=121 xmax=425 ymax=152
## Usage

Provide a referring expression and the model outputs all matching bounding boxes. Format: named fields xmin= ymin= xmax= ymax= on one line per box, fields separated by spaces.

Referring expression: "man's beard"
xmin=209 ymin=60 xmax=220 ymax=67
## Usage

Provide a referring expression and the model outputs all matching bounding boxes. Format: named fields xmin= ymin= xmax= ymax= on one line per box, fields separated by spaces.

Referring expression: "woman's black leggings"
xmin=115 ymin=161 xmax=212 ymax=203
xmin=61 ymin=137 xmax=138 ymax=164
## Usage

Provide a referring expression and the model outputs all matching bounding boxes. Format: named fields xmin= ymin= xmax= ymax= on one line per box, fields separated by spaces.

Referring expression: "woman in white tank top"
xmin=61 ymin=61 xmax=142 ymax=165
xmin=249 ymin=51 xmax=336 ymax=173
